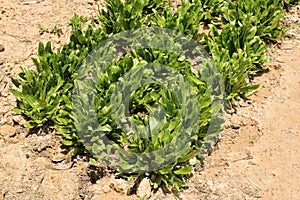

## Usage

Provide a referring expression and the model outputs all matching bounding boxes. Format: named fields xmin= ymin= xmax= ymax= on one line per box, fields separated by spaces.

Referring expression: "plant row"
xmin=11 ymin=0 xmax=299 ymax=191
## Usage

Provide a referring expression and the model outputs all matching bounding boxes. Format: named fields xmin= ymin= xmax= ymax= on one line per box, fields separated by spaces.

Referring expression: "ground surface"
xmin=0 ymin=1 xmax=299 ymax=200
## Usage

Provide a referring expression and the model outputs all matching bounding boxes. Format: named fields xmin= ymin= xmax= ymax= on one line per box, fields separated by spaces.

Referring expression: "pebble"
xmin=87 ymin=0 xmax=94 ymax=5
xmin=291 ymin=17 xmax=298 ymax=23
xmin=137 ymin=178 xmax=151 ymax=199
xmin=226 ymin=108 xmax=235 ymax=114
xmin=231 ymin=123 xmax=241 ymax=129
xmin=16 ymin=189 xmax=24 ymax=193
xmin=102 ymin=185 xmax=110 ymax=193
xmin=0 ymin=124 xmax=17 ymax=137
xmin=109 ymin=178 xmax=132 ymax=195
xmin=0 ymin=43 xmax=4 ymax=52
xmin=12 ymin=115 xmax=26 ymax=126
xmin=25 ymin=152 xmax=30 ymax=158
xmin=275 ymin=56 xmax=285 ymax=63
xmin=52 ymin=153 xmax=66 ymax=163
xmin=248 ymin=161 xmax=258 ymax=166
xmin=230 ymin=115 xmax=242 ymax=129
xmin=224 ymin=120 xmax=231 ymax=129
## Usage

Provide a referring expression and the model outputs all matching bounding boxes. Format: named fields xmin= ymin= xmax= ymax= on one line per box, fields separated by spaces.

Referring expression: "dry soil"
xmin=0 ymin=1 xmax=299 ymax=200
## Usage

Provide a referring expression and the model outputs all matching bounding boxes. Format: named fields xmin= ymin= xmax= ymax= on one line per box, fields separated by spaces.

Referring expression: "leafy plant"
xmin=98 ymin=0 xmax=171 ymax=34
xmin=10 ymin=0 xmax=297 ymax=193
xmin=208 ymin=23 xmax=267 ymax=100
xmin=221 ymin=0 xmax=286 ymax=41
xmin=198 ymin=0 xmax=228 ymax=25
xmin=70 ymin=25 xmax=224 ymax=189
xmin=151 ymin=0 xmax=206 ymax=40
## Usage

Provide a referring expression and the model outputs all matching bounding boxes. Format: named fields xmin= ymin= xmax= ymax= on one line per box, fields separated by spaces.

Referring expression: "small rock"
xmin=248 ymin=161 xmax=258 ymax=166
xmin=137 ymin=178 xmax=151 ymax=199
xmin=275 ymin=56 xmax=285 ymax=63
xmin=0 ymin=192 xmax=3 ymax=200
xmin=102 ymin=185 xmax=110 ymax=193
xmin=226 ymin=108 xmax=235 ymax=114
xmin=194 ymin=163 xmax=203 ymax=172
xmin=0 ymin=91 xmax=8 ymax=98
xmin=52 ymin=153 xmax=66 ymax=163
xmin=239 ymin=99 xmax=249 ymax=107
xmin=25 ymin=152 xmax=31 ymax=158
xmin=0 ymin=43 xmax=4 ymax=52
xmin=230 ymin=115 xmax=241 ymax=129
xmin=291 ymin=17 xmax=298 ymax=23
xmin=12 ymin=115 xmax=26 ymax=125
xmin=87 ymin=0 xmax=94 ymax=5
xmin=16 ymin=189 xmax=25 ymax=193
xmin=0 ymin=124 xmax=17 ymax=137
xmin=16 ymin=127 xmax=29 ymax=138
xmin=272 ymin=64 xmax=281 ymax=70
xmin=231 ymin=123 xmax=241 ymax=129
xmin=46 ymin=161 xmax=74 ymax=170
xmin=109 ymin=178 xmax=132 ymax=195
xmin=224 ymin=120 xmax=231 ymax=129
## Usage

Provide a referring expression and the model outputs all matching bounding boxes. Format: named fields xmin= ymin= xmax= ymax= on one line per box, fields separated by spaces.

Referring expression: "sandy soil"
xmin=0 ymin=1 xmax=299 ymax=199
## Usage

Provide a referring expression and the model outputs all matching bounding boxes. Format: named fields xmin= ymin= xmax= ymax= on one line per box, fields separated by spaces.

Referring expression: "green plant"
xmin=98 ymin=0 xmax=170 ymax=34
xmin=11 ymin=16 xmax=108 ymax=150
xmin=70 ymin=26 xmax=224 ymax=190
xmin=199 ymin=0 xmax=228 ymax=25
xmin=221 ymin=0 xmax=286 ymax=41
xmin=208 ymin=23 xmax=267 ymax=100
xmin=151 ymin=0 xmax=206 ymax=40
xmin=10 ymin=0 xmax=293 ymax=193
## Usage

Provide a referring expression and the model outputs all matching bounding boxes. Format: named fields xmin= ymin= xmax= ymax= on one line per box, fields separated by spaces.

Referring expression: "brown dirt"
xmin=0 ymin=1 xmax=299 ymax=200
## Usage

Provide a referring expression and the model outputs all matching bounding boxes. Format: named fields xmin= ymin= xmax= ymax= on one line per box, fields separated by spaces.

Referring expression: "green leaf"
xmin=173 ymin=166 xmax=193 ymax=175
xmin=89 ymin=157 xmax=100 ymax=166
xmin=61 ymin=140 xmax=74 ymax=146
